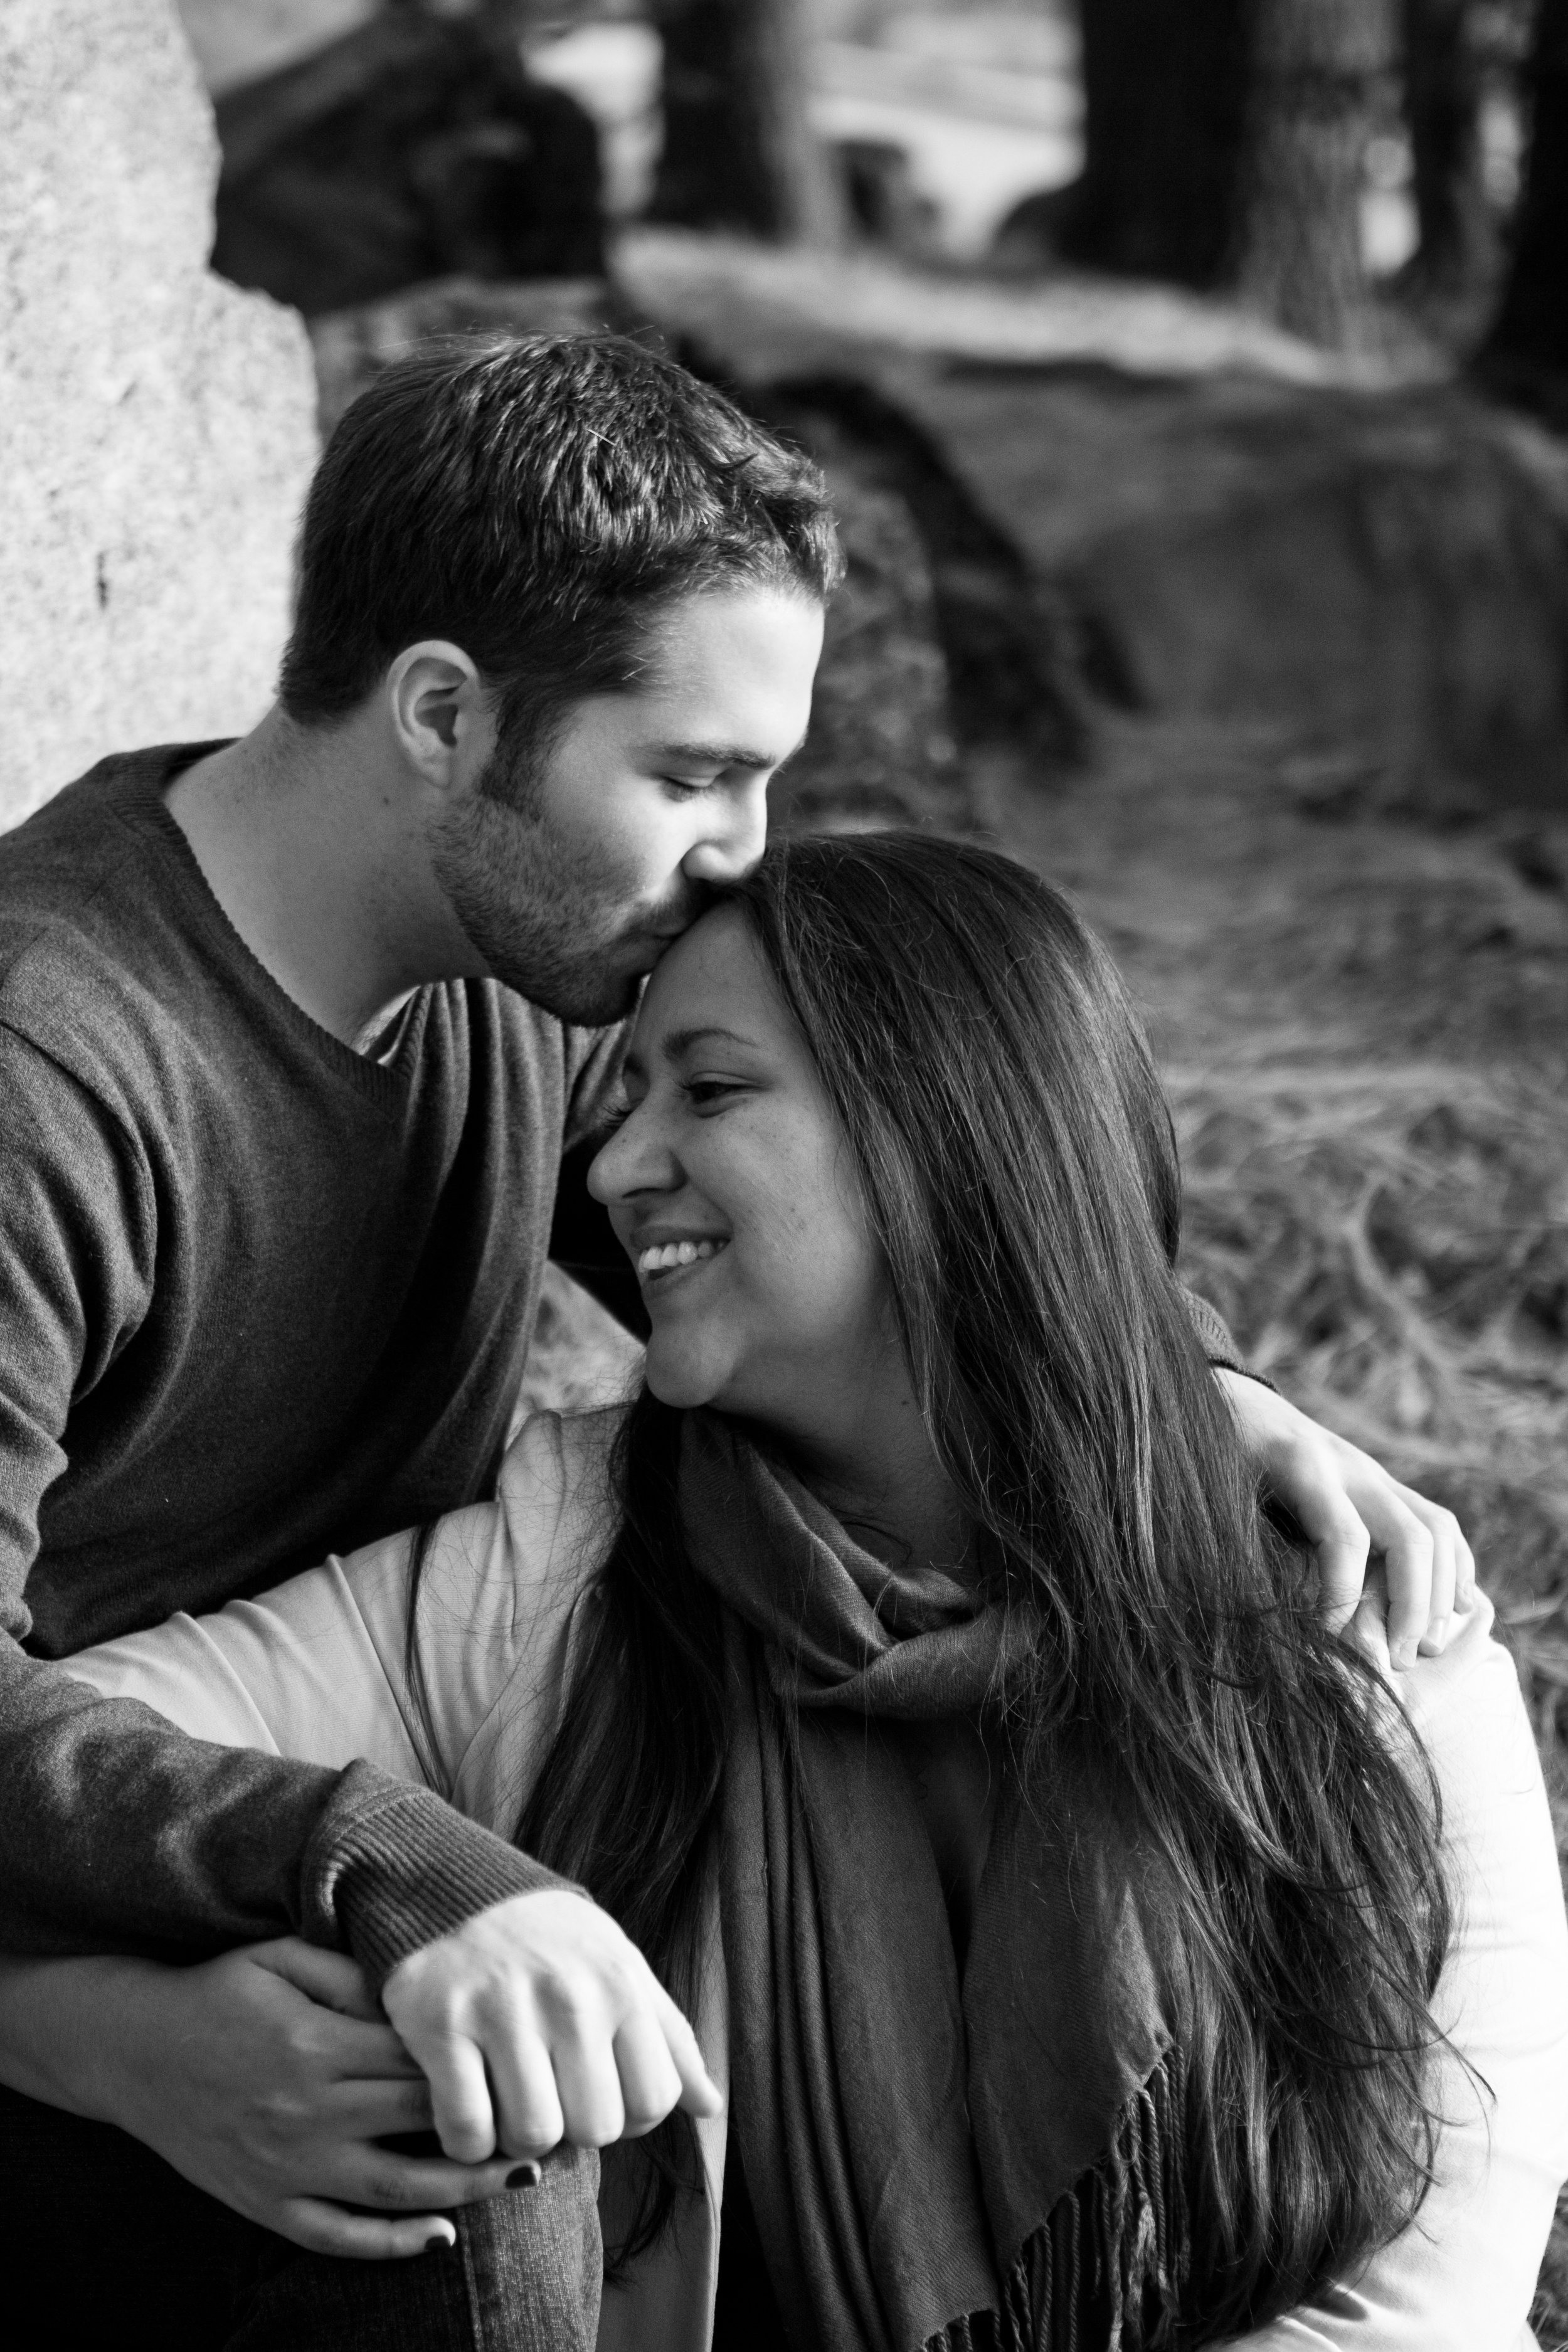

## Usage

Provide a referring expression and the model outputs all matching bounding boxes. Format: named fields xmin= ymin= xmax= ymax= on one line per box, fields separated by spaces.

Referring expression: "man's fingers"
xmin=1352 ymin=1488 xmax=1434 ymax=1668
xmin=277 ymin=2196 xmax=458 ymax=2262
xmin=1281 ymin=1446 xmax=1371 ymax=1633
xmin=648 ymin=1978 xmax=724 ymax=2119
xmin=416 ymin=2032 xmax=499 ymax=2164
xmin=1343 ymin=1582 xmax=1394 ymax=1683
xmin=484 ymin=2021 xmax=566 ymax=2163
xmin=550 ymin=2006 xmax=627 ymax=2149
xmin=611 ymin=2008 xmax=684 ymax=2140
xmin=1389 ymin=1483 xmax=1464 ymax=1653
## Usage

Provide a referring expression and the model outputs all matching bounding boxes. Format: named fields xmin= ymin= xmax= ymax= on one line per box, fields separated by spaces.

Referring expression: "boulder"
xmin=212 ymin=13 xmax=605 ymax=319
xmin=0 ymin=0 xmax=318 ymax=830
xmin=768 ymin=465 xmax=966 ymax=834
xmin=887 ymin=361 xmax=1568 ymax=813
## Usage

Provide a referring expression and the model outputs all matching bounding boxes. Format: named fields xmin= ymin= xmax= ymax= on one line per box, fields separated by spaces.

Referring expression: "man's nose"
xmin=682 ymin=776 xmax=768 ymax=884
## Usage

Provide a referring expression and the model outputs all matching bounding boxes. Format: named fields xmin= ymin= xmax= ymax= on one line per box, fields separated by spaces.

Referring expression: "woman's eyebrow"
xmin=619 ymin=1025 xmax=763 ymax=1086
xmin=660 ymin=1024 xmax=759 ymax=1060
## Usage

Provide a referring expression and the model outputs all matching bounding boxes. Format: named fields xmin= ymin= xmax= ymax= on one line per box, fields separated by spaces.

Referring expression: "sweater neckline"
xmin=111 ymin=743 xmax=437 ymax=1114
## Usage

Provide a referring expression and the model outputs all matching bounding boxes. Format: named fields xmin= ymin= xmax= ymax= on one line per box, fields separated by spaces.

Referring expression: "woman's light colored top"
xmin=70 ymin=1408 xmax=1568 ymax=2352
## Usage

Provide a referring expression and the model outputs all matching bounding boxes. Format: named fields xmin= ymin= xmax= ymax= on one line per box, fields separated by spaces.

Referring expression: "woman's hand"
xmin=381 ymin=1887 xmax=723 ymax=2165
xmin=1214 ymin=1372 xmax=1475 ymax=1670
xmin=0 ymin=1940 xmax=532 ymax=2259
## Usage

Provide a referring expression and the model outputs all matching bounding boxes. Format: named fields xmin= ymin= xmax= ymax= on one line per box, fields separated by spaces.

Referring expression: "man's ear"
xmin=385 ymin=641 xmax=490 ymax=792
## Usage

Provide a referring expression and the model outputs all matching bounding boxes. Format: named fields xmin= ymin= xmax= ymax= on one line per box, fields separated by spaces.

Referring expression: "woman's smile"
xmin=635 ymin=1235 xmax=731 ymax=1286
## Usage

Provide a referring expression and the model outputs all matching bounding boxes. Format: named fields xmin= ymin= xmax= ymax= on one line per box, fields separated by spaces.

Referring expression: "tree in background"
xmin=1045 ymin=0 xmax=1250 ymax=284
xmin=650 ymin=0 xmax=846 ymax=240
xmin=1478 ymin=0 xmax=1568 ymax=416
xmin=1400 ymin=0 xmax=1498 ymax=305
xmin=1016 ymin=0 xmax=1392 ymax=351
xmin=1232 ymin=0 xmax=1396 ymax=347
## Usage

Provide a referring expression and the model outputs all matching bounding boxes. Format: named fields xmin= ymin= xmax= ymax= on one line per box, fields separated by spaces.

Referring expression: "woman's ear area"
xmin=384 ymin=641 xmax=495 ymax=796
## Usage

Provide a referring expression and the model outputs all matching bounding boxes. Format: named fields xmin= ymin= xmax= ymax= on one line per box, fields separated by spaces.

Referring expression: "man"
xmin=0 ymin=336 xmax=1465 ymax=2346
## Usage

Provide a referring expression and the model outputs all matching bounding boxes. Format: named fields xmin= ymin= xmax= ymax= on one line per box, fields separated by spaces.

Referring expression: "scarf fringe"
xmin=922 ymin=2054 xmax=1191 ymax=2352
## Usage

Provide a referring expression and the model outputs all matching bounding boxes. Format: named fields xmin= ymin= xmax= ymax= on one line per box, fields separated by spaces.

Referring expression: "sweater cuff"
xmin=304 ymin=1766 xmax=580 ymax=1991
xmin=1179 ymin=1285 xmax=1276 ymax=1391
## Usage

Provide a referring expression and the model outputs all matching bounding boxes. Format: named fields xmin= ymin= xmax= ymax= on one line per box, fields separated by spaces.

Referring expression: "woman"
xmin=43 ymin=836 xmax=1568 ymax=2345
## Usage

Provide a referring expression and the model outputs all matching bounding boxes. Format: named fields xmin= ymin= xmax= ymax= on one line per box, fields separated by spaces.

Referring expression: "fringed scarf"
xmin=679 ymin=1411 xmax=1193 ymax=2352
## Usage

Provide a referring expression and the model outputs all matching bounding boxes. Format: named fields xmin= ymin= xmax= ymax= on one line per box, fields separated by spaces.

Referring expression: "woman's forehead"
xmin=630 ymin=906 xmax=783 ymax=1061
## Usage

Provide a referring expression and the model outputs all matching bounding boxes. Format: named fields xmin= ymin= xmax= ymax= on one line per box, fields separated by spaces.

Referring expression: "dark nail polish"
xmin=506 ymin=2162 xmax=542 ymax=2190
xmin=425 ymin=2231 xmax=457 ymax=2255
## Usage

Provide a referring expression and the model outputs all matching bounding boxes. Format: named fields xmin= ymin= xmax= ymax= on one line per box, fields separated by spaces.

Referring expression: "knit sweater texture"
xmin=0 ymin=745 xmax=623 ymax=1978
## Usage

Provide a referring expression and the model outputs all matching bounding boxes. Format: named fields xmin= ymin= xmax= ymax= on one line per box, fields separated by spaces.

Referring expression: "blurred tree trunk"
xmin=1054 ymin=0 xmax=1250 ymax=283
xmin=650 ymin=0 xmax=846 ymax=241
xmin=1232 ymin=0 xmax=1394 ymax=347
xmin=1401 ymin=0 xmax=1498 ymax=297
xmin=1479 ymin=0 xmax=1568 ymax=406
xmin=1056 ymin=0 xmax=1389 ymax=348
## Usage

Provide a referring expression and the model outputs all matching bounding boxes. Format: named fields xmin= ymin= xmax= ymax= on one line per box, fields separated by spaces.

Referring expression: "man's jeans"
xmin=0 ymin=2082 xmax=603 ymax=2350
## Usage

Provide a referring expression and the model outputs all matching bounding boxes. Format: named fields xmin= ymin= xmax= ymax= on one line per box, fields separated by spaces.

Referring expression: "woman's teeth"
xmin=637 ymin=1239 xmax=727 ymax=1276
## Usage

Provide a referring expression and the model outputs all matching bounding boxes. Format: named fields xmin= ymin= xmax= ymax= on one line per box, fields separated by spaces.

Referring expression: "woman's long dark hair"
xmin=417 ymin=833 xmax=1451 ymax=2330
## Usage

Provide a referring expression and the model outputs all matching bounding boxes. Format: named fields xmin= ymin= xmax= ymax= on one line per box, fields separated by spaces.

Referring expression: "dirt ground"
xmin=985 ymin=715 xmax=1568 ymax=2338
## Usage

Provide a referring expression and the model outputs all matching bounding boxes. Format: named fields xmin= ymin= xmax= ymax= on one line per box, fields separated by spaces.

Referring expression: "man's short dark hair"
xmin=278 ymin=334 xmax=844 ymax=760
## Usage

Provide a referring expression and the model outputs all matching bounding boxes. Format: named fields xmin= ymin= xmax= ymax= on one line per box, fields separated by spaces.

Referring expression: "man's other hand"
xmin=380 ymin=1888 xmax=723 ymax=2166
xmin=1215 ymin=1370 xmax=1475 ymax=1671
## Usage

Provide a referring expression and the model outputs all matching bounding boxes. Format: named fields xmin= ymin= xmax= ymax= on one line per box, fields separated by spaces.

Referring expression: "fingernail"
xmin=1429 ymin=1614 xmax=1450 ymax=1649
xmin=425 ymin=2228 xmax=457 ymax=2255
xmin=506 ymin=2163 xmax=541 ymax=2190
xmin=1393 ymin=1636 xmax=1418 ymax=1670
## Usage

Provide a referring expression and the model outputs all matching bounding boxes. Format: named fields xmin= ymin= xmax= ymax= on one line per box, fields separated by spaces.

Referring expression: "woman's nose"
xmin=587 ymin=1100 xmax=679 ymax=1205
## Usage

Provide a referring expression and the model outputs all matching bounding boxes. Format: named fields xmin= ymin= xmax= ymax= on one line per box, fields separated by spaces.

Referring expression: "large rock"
xmin=767 ymin=462 xmax=965 ymax=834
xmin=211 ymin=13 xmax=605 ymax=319
xmin=886 ymin=363 xmax=1568 ymax=813
xmin=0 ymin=0 xmax=318 ymax=830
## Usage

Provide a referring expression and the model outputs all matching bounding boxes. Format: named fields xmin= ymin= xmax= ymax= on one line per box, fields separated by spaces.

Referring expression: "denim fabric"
xmin=0 ymin=2084 xmax=601 ymax=2351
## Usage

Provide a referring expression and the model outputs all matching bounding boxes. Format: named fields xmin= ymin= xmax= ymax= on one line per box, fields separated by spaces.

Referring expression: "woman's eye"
xmin=661 ymin=778 xmax=711 ymax=802
xmin=684 ymin=1078 xmax=746 ymax=1110
xmin=598 ymin=1083 xmax=646 ymax=1130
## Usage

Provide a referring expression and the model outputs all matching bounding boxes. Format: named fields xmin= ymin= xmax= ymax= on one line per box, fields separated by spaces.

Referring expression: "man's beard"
xmin=430 ymin=744 xmax=690 ymax=1026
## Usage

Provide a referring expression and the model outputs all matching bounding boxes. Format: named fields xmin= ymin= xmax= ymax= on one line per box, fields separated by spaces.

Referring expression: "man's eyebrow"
xmin=641 ymin=733 xmax=808 ymax=773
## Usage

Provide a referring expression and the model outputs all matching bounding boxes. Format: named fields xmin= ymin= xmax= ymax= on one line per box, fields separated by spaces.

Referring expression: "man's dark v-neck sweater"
xmin=0 ymin=746 xmax=625 ymax=1977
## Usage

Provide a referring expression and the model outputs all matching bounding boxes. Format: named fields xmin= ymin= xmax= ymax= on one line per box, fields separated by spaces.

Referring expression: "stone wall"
xmin=0 ymin=0 xmax=319 ymax=830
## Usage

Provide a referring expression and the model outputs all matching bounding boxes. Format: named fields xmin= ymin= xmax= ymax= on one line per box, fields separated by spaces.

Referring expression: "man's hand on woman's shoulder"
xmin=381 ymin=1887 xmax=723 ymax=2166
xmin=1214 ymin=1371 xmax=1475 ymax=1672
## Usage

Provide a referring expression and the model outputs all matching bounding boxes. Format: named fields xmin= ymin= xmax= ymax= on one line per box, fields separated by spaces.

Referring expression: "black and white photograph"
xmin=2 ymin=0 xmax=1567 ymax=2344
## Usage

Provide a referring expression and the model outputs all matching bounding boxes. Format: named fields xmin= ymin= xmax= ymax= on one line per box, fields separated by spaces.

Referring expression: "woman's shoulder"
xmin=435 ymin=1402 xmax=633 ymax=1827
xmin=493 ymin=1402 xmax=629 ymax=1601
